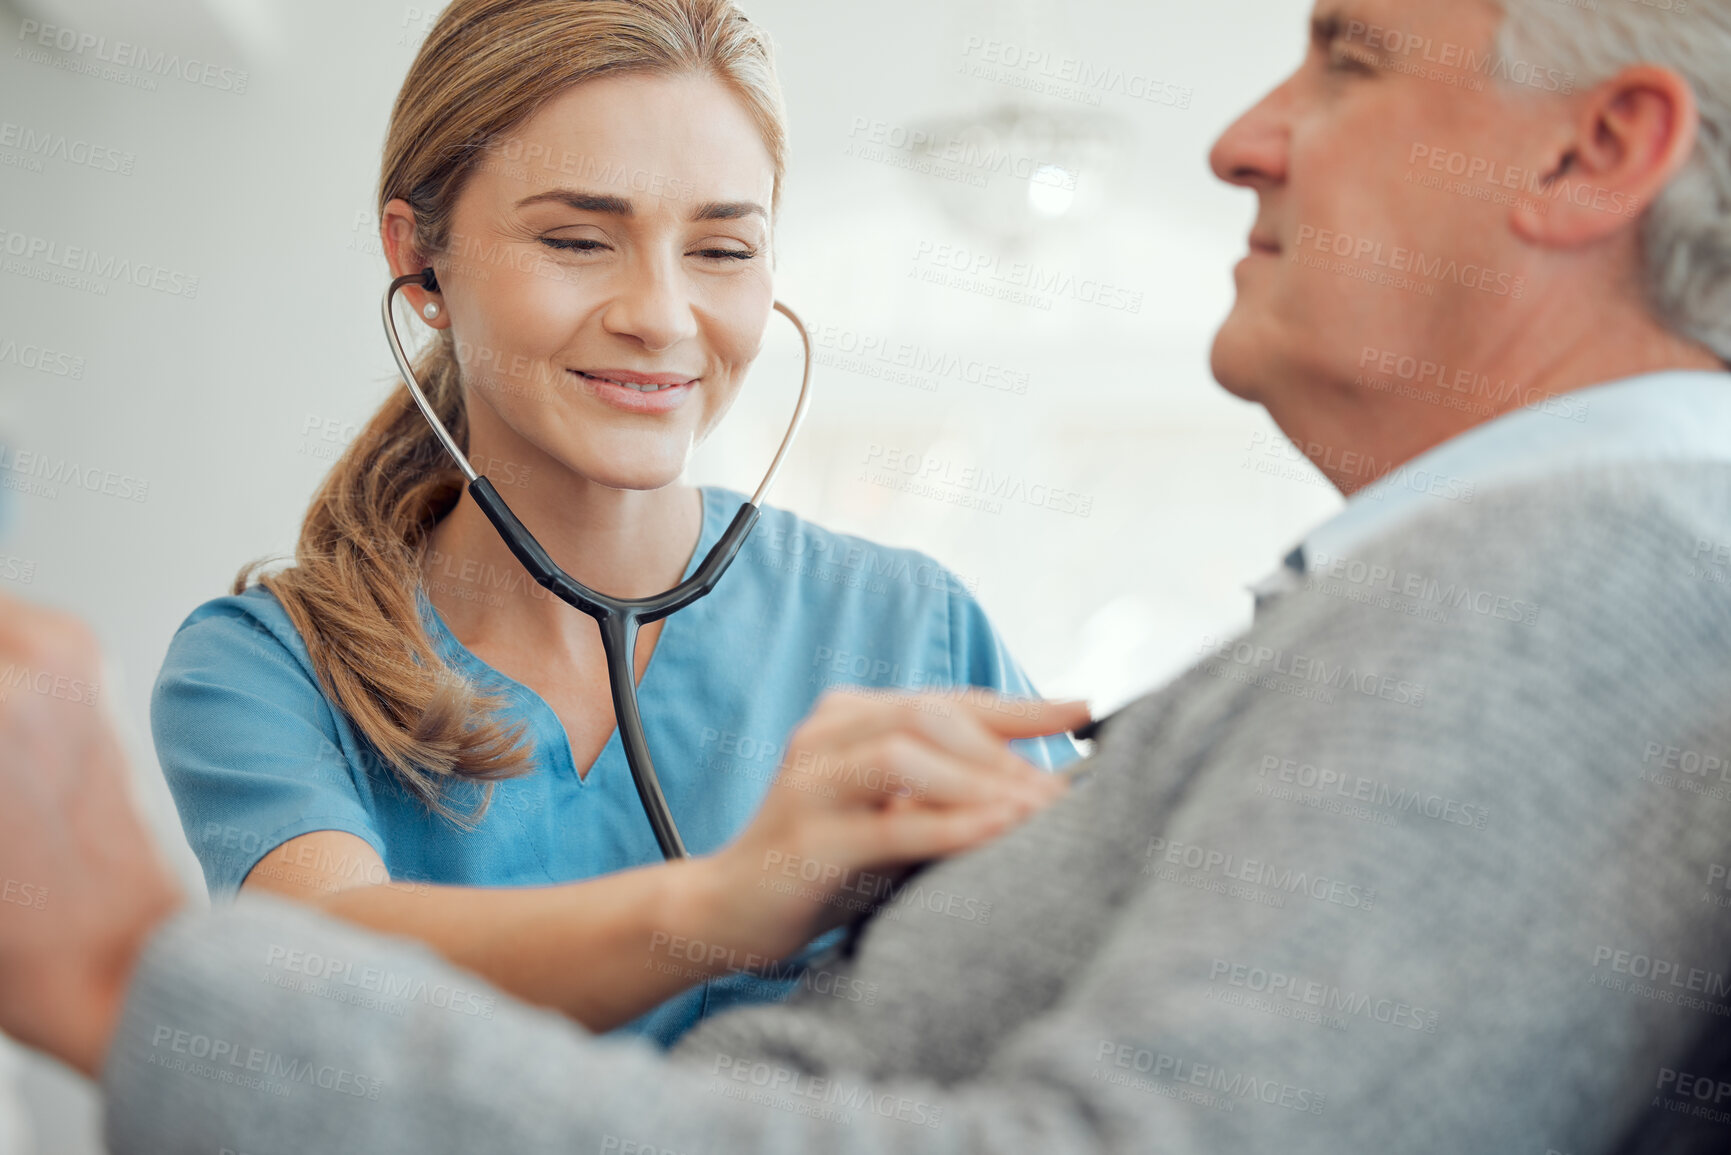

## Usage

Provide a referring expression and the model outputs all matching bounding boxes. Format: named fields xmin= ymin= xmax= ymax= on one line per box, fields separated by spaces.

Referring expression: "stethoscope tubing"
xmin=382 ymin=269 xmax=815 ymax=859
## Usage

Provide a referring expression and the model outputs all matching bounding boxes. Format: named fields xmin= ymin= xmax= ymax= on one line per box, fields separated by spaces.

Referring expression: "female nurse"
xmin=151 ymin=0 xmax=1081 ymax=1048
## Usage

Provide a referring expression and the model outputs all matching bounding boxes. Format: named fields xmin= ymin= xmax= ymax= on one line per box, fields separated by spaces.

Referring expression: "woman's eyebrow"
xmin=512 ymin=190 xmax=764 ymax=224
xmin=692 ymin=201 xmax=767 ymax=223
xmin=515 ymin=189 xmax=634 ymax=215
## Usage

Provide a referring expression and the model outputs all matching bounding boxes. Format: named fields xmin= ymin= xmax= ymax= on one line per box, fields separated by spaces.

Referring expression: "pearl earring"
xmin=422 ymin=301 xmax=441 ymax=320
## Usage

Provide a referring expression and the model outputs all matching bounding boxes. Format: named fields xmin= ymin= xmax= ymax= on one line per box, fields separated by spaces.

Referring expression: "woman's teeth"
xmin=584 ymin=373 xmax=679 ymax=392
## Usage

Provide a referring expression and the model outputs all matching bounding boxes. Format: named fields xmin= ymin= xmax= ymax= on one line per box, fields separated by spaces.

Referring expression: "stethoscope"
xmin=383 ymin=267 xmax=814 ymax=861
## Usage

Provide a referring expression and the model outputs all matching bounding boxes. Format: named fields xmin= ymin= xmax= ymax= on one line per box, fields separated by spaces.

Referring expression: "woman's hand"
xmin=693 ymin=688 xmax=1089 ymax=964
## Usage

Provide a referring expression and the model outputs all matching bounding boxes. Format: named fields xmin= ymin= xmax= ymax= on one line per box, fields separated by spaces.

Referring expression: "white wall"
xmin=0 ymin=0 xmax=1339 ymax=1148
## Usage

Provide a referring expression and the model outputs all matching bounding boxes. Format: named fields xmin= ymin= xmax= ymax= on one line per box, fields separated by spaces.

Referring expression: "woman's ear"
xmin=381 ymin=198 xmax=449 ymax=330
xmin=1510 ymin=64 xmax=1699 ymax=250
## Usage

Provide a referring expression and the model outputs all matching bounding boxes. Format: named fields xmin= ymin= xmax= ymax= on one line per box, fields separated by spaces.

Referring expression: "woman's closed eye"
xmin=541 ymin=236 xmax=608 ymax=253
xmin=537 ymin=237 xmax=757 ymax=262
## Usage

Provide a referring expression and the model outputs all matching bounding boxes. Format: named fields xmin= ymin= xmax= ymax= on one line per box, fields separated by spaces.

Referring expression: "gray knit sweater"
xmin=104 ymin=463 xmax=1731 ymax=1154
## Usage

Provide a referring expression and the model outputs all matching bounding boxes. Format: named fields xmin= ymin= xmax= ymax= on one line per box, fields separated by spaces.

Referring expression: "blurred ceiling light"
xmin=1028 ymin=163 xmax=1078 ymax=217
xmin=912 ymin=103 xmax=1123 ymax=250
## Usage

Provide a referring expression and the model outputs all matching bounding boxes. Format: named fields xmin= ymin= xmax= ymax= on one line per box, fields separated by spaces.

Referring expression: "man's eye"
xmin=1325 ymin=44 xmax=1377 ymax=73
xmin=541 ymin=237 xmax=606 ymax=252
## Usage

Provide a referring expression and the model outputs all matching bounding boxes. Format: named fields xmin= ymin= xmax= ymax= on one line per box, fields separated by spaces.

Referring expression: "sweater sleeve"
xmin=103 ymin=467 xmax=1731 ymax=1154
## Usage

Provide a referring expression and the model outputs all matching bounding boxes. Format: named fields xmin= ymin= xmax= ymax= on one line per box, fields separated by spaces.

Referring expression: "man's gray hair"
xmin=1496 ymin=1 xmax=1731 ymax=363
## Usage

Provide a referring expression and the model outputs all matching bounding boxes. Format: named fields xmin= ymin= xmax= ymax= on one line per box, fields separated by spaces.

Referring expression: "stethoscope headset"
xmin=383 ymin=266 xmax=814 ymax=860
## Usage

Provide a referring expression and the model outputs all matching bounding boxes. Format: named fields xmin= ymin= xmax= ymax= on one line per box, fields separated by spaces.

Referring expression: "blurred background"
xmin=0 ymin=0 xmax=1339 ymax=1148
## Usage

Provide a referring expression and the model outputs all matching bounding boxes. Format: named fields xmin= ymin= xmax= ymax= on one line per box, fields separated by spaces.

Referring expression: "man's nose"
xmin=1209 ymin=81 xmax=1293 ymax=190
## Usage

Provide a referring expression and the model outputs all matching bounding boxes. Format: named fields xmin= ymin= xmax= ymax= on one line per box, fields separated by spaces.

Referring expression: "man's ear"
xmin=1511 ymin=64 xmax=1699 ymax=249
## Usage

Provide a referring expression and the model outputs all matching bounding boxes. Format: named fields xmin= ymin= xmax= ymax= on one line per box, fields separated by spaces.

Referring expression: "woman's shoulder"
xmin=159 ymin=584 xmax=315 ymax=680
xmin=713 ymin=487 xmax=978 ymax=606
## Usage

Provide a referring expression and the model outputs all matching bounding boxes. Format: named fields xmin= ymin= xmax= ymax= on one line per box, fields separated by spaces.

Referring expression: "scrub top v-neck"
xmin=151 ymin=485 xmax=1078 ymax=1046
xmin=424 ymin=484 xmax=718 ymax=801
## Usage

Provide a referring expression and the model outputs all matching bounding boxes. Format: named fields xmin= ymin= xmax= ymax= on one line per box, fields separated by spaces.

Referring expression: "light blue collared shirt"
xmin=1252 ymin=369 xmax=1731 ymax=605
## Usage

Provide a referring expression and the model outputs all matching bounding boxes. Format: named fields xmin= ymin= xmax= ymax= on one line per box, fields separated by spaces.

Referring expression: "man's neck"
xmin=1285 ymin=312 xmax=1726 ymax=497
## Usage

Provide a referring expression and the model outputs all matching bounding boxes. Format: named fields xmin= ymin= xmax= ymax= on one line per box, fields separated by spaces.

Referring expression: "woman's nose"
xmin=601 ymin=262 xmax=701 ymax=353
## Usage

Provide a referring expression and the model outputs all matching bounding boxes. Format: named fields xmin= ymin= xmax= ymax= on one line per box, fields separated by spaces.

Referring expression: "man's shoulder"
xmin=1303 ymin=459 xmax=1731 ymax=614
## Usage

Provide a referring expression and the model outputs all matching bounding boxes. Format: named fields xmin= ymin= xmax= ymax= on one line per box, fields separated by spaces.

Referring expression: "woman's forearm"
xmin=311 ymin=855 xmax=741 ymax=1033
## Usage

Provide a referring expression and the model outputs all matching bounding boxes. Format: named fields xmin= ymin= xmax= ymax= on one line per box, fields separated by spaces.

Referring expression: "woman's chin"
xmin=563 ymin=460 xmax=689 ymax=495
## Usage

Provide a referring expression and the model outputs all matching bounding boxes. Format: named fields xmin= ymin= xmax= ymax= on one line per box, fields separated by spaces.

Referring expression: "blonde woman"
xmin=151 ymin=0 xmax=1080 ymax=1047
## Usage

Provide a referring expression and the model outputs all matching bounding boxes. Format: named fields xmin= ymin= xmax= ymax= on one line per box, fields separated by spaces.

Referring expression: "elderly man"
xmin=5 ymin=0 xmax=1731 ymax=1151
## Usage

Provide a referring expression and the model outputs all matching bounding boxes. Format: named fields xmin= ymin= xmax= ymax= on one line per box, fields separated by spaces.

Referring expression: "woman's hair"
xmin=240 ymin=0 xmax=788 ymax=821
xmin=1496 ymin=0 xmax=1731 ymax=363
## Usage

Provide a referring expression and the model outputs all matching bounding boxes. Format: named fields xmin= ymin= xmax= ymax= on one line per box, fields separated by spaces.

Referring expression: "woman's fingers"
xmin=731 ymin=688 xmax=1083 ymax=952
xmin=787 ymin=688 xmax=1084 ymax=794
xmin=810 ymin=731 xmax=1056 ymax=813
xmin=798 ymin=688 xmax=1086 ymax=752
xmin=941 ymin=690 xmax=1093 ymax=741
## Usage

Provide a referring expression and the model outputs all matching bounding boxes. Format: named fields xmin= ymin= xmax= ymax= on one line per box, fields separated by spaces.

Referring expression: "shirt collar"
xmin=1255 ymin=369 xmax=1731 ymax=594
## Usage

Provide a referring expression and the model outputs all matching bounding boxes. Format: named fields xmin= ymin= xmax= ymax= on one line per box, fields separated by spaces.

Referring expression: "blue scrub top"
xmin=151 ymin=485 xmax=1076 ymax=1046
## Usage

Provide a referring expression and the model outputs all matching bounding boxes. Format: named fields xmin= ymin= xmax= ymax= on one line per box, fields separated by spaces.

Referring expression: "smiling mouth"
xmin=575 ymin=371 xmax=693 ymax=393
